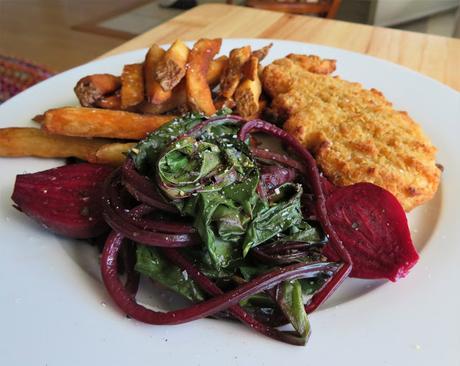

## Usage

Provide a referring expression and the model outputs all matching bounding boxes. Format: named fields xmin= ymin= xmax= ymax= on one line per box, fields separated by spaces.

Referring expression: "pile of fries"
xmin=0 ymin=39 xmax=272 ymax=166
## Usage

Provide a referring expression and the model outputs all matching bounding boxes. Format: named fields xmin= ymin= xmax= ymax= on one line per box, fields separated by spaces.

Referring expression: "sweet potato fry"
xmin=144 ymin=44 xmax=172 ymax=104
xmin=186 ymin=38 xmax=222 ymax=115
xmin=0 ymin=128 xmax=110 ymax=160
xmin=219 ymin=45 xmax=251 ymax=99
xmin=234 ymin=56 xmax=262 ymax=119
xmin=155 ymin=40 xmax=189 ymax=91
xmin=74 ymin=74 xmax=120 ymax=107
xmin=92 ymin=142 xmax=136 ymax=166
xmin=121 ymin=63 xmax=144 ymax=109
xmin=42 ymin=107 xmax=175 ymax=139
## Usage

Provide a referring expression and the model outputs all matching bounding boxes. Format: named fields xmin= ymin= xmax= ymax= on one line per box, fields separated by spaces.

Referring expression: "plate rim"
xmin=1 ymin=37 xmax=459 ymax=366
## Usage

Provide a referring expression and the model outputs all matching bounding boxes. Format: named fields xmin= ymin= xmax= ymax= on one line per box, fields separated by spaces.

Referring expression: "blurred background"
xmin=0 ymin=0 xmax=459 ymax=72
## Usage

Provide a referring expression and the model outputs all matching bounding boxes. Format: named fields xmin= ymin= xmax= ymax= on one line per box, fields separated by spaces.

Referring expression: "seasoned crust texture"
xmin=262 ymin=55 xmax=441 ymax=211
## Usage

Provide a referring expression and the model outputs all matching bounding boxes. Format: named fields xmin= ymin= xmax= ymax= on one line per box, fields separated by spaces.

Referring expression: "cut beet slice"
xmin=12 ymin=163 xmax=113 ymax=239
xmin=323 ymin=182 xmax=419 ymax=281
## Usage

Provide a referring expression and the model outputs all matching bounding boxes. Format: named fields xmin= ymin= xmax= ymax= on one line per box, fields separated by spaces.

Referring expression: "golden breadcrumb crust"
xmin=262 ymin=55 xmax=441 ymax=211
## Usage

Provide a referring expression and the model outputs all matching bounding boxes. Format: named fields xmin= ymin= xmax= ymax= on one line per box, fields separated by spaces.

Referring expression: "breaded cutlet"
xmin=262 ymin=54 xmax=441 ymax=211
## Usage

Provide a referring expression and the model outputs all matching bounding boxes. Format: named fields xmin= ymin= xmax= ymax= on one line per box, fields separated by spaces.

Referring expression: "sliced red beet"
xmin=11 ymin=163 xmax=113 ymax=239
xmin=323 ymin=182 xmax=419 ymax=282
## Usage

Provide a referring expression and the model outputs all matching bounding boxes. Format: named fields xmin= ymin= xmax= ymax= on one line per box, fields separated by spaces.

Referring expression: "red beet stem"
xmin=177 ymin=115 xmax=245 ymax=140
xmin=239 ymin=120 xmax=352 ymax=264
xmin=121 ymin=240 xmax=140 ymax=297
xmin=251 ymin=147 xmax=306 ymax=173
xmin=239 ymin=119 xmax=353 ymax=313
xmin=251 ymin=240 xmax=325 ymax=265
xmin=258 ymin=165 xmax=297 ymax=198
xmin=122 ymin=159 xmax=178 ymax=213
xmin=103 ymin=170 xmax=199 ymax=247
xmin=101 ymin=231 xmax=339 ymax=326
xmin=128 ymin=204 xmax=195 ymax=234
xmin=161 ymin=248 xmax=311 ymax=345
xmin=304 ymin=263 xmax=351 ymax=313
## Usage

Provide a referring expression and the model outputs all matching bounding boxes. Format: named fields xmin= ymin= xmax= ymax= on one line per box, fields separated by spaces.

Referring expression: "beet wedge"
xmin=12 ymin=163 xmax=113 ymax=239
xmin=323 ymin=182 xmax=419 ymax=281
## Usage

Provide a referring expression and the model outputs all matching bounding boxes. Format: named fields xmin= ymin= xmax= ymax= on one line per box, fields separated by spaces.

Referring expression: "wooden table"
xmin=102 ymin=4 xmax=460 ymax=92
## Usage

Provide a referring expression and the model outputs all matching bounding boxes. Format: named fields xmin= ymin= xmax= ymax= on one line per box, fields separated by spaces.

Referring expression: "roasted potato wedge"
xmin=32 ymin=114 xmax=45 ymax=123
xmin=95 ymin=94 xmax=121 ymax=110
xmin=121 ymin=63 xmax=144 ymax=109
xmin=242 ymin=55 xmax=259 ymax=81
xmin=42 ymin=107 xmax=175 ymax=139
xmin=0 ymin=127 xmax=110 ymax=160
xmin=92 ymin=142 xmax=136 ymax=166
xmin=252 ymin=43 xmax=273 ymax=61
xmin=155 ymin=40 xmax=189 ymax=91
xmin=139 ymin=58 xmax=227 ymax=114
xmin=234 ymin=56 xmax=262 ymax=119
xmin=219 ymin=45 xmax=251 ymax=99
xmin=186 ymin=38 xmax=222 ymax=115
xmin=214 ymin=96 xmax=236 ymax=110
xmin=144 ymin=44 xmax=172 ymax=104
xmin=138 ymin=80 xmax=187 ymax=115
xmin=207 ymin=56 xmax=228 ymax=88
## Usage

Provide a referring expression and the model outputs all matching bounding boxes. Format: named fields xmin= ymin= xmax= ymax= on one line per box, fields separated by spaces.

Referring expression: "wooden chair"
xmin=225 ymin=0 xmax=341 ymax=19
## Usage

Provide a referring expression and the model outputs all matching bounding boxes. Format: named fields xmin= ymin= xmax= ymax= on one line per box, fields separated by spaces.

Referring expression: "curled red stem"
xmin=101 ymin=231 xmax=339 ymax=326
xmin=238 ymin=119 xmax=353 ymax=312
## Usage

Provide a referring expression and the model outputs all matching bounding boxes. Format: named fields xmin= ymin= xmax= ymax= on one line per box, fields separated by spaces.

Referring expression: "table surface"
xmin=102 ymin=3 xmax=460 ymax=92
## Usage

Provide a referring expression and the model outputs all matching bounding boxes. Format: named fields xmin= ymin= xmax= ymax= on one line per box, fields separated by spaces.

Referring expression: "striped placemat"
xmin=0 ymin=55 xmax=54 ymax=103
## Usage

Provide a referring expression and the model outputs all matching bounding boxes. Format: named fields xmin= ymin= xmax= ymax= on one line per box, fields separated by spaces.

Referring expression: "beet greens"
xmin=11 ymin=112 xmax=419 ymax=346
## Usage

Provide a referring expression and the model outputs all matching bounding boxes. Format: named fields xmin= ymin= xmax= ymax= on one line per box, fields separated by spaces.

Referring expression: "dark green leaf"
xmin=190 ymin=191 xmax=243 ymax=270
xmin=158 ymin=137 xmax=233 ymax=199
xmin=277 ymin=280 xmax=310 ymax=339
xmin=152 ymin=117 xmax=259 ymax=271
xmin=239 ymin=292 xmax=275 ymax=308
xmin=135 ymin=245 xmax=205 ymax=302
xmin=279 ymin=221 xmax=323 ymax=243
xmin=299 ymin=274 xmax=331 ymax=298
xmin=239 ymin=264 xmax=273 ymax=281
xmin=133 ymin=112 xmax=323 ymax=280
xmin=131 ymin=112 xmax=204 ymax=174
xmin=242 ymin=183 xmax=304 ymax=256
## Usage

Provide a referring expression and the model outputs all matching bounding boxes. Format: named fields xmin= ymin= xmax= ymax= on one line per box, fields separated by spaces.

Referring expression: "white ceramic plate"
xmin=0 ymin=39 xmax=459 ymax=366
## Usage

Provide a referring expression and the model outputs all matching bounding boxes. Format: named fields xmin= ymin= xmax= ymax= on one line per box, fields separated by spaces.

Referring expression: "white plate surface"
xmin=0 ymin=39 xmax=459 ymax=366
